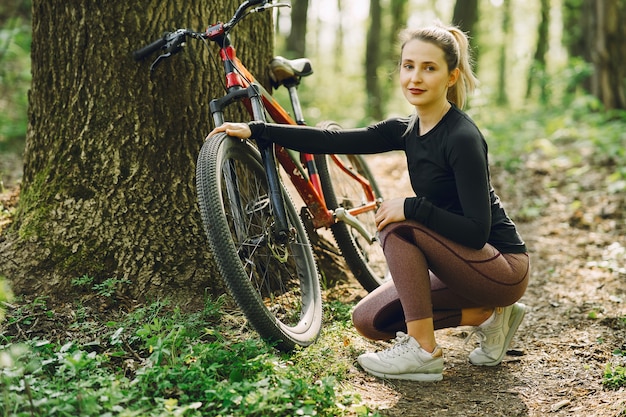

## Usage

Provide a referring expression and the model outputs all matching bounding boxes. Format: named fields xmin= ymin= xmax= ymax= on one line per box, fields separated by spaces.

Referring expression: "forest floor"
xmin=1 ymin=140 xmax=625 ymax=416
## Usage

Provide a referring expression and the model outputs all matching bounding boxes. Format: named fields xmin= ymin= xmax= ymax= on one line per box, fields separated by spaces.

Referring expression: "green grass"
xmin=603 ymin=316 xmax=626 ymax=390
xmin=0 ymin=296 xmax=377 ymax=417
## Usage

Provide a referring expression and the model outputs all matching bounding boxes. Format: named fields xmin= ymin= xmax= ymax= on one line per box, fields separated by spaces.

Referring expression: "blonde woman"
xmin=210 ymin=23 xmax=530 ymax=382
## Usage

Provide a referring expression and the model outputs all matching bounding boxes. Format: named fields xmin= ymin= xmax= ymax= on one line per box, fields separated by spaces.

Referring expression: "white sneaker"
xmin=357 ymin=332 xmax=444 ymax=381
xmin=468 ymin=303 xmax=526 ymax=366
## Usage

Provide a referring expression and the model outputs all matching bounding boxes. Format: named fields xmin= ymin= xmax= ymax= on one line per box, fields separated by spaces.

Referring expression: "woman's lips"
xmin=408 ymin=88 xmax=425 ymax=95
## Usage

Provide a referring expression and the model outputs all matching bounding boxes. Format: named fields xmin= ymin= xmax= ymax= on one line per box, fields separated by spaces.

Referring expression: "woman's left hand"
xmin=207 ymin=122 xmax=252 ymax=140
xmin=375 ymin=198 xmax=406 ymax=230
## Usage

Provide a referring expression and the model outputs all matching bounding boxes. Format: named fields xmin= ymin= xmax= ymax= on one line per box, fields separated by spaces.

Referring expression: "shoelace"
xmin=379 ymin=332 xmax=414 ymax=359
xmin=464 ymin=327 xmax=486 ymax=345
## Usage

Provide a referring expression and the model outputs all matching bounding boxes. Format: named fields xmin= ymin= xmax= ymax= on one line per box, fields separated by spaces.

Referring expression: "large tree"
xmin=0 ymin=0 xmax=274 ymax=306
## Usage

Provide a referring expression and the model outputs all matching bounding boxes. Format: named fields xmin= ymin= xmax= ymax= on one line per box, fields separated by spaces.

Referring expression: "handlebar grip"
xmin=133 ymin=35 xmax=168 ymax=61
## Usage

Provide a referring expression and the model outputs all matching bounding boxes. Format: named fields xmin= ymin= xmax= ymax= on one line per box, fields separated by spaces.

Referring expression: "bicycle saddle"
xmin=269 ymin=56 xmax=313 ymax=88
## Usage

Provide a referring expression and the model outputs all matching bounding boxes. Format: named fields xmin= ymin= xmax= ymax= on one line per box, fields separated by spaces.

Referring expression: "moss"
xmin=13 ymin=167 xmax=52 ymax=239
xmin=54 ymin=241 xmax=108 ymax=278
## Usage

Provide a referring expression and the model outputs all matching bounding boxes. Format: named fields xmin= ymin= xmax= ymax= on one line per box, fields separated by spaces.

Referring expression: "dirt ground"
xmin=1 ymin=145 xmax=625 ymax=416
xmin=341 ymin=151 xmax=626 ymax=417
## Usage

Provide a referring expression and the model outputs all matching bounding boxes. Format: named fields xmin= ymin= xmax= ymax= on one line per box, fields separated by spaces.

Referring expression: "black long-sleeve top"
xmin=248 ymin=105 xmax=527 ymax=253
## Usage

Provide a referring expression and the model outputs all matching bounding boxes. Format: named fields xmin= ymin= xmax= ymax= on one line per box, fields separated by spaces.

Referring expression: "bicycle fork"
xmin=209 ymin=85 xmax=293 ymax=245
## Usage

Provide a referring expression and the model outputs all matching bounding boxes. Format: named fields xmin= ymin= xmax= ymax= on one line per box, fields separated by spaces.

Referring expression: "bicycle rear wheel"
xmin=196 ymin=133 xmax=322 ymax=351
xmin=315 ymin=151 xmax=388 ymax=292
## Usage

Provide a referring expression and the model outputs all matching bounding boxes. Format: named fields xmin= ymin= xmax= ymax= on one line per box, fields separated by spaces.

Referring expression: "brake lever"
xmin=251 ymin=2 xmax=291 ymax=13
xmin=150 ymin=52 xmax=172 ymax=73
xmin=148 ymin=29 xmax=189 ymax=73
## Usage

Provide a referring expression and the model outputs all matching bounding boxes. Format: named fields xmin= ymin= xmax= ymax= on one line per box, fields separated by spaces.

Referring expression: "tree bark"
xmin=0 ymin=0 xmax=274 ymax=307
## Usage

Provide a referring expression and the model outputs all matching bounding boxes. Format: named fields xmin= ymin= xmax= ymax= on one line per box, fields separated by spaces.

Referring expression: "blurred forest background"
xmin=1 ymin=0 xmax=625 ymax=185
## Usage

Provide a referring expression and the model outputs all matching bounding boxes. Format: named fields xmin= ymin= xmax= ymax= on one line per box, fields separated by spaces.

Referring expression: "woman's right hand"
xmin=207 ymin=122 xmax=252 ymax=140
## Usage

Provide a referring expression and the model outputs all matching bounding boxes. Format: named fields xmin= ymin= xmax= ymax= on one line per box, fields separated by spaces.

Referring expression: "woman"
xmin=209 ymin=22 xmax=530 ymax=382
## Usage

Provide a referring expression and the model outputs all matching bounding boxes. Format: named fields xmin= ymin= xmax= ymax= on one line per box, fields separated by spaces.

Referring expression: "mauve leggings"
xmin=352 ymin=220 xmax=530 ymax=340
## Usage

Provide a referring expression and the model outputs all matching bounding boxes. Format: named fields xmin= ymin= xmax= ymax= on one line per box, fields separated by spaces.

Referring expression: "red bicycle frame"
xmin=210 ymin=24 xmax=378 ymax=231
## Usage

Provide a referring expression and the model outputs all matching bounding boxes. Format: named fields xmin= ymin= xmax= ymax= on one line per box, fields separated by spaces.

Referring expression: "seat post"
xmin=287 ymin=85 xmax=305 ymax=125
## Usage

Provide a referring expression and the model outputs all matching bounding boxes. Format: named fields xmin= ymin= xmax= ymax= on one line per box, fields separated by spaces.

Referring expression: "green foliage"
xmin=0 ymin=297 xmax=376 ymax=417
xmin=474 ymin=92 xmax=626 ymax=179
xmin=602 ymin=316 xmax=626 ymax=389
xmin=0 ymin=16 xmax=30 ymax=150
xmin=604 ymin=357 xmax=626 ymax=389
xmin=0 ymin=276 xmax=13 ymax=322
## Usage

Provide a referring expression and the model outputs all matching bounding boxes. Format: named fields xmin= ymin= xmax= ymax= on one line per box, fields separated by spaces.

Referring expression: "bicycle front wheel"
xmin=196 ymin=133 xmax=322 ymax=351
xmin=315 ymin=152 xmax=388 ymax=292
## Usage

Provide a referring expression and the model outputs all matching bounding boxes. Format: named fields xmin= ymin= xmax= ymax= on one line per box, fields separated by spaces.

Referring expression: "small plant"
xmin=72 ymin=274 xmax=131 ymax=297
xmin=71 ymin=273 xmax=94 ymax=288
xmin=92 ymin=277 xmax=131 ymax=297
xmin=0 ymin=275 xmax=14 ymax=322
xmin=603 ymin=362 xmax=626 ymax=389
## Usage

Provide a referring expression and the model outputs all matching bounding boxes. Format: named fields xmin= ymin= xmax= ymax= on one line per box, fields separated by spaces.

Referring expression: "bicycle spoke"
xmin=220 ymin=155 xmax=310 ymax=327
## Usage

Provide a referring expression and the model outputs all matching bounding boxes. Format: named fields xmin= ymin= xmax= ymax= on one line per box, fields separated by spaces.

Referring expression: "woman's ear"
xmin=448 ymin=68 xmax=460 ymax=87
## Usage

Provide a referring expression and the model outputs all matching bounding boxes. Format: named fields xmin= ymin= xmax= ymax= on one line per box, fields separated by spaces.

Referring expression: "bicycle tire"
xmin=313 ymin=121 xmax=387 ymax=292
xmin=196 ymin=133 xmax=322 ymax=351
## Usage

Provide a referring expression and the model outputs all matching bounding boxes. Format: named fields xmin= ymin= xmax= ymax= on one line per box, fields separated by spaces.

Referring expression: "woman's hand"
xmin=207 ymin=122 xmax=252 ymax=140
xmin=375 ymin=198 xmax=406 ymax=231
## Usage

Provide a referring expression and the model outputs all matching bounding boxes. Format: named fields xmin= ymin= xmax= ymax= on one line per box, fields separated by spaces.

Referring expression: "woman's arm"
xmin=209 ymin=120 xmax=406 ymax=155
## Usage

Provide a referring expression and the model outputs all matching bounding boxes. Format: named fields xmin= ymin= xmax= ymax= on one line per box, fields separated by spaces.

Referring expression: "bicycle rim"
xmin=316 ymin=153 xmax=388 ymax=292
xmin=196 ymin=133 xmax=322 ymax=351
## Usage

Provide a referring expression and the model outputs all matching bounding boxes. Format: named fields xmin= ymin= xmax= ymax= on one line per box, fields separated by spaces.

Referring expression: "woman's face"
xmin=399 ymin=39 xmax=457 ymax=110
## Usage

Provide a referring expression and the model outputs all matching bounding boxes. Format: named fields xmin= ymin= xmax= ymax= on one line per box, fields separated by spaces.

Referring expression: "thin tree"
xmin=495 ymin=0 xmax=512 ymax=106
xmin=525 ymin=0 xmax=550 ymax=103
xmin=285 ymin=0 xmax=309 ymax=58
xmin=365 ymin=0 xmax=383 ymax=120
xmin=0 ymin=0 xmax=273 ymax=306
xmin=452 ymin=0 xmax=479 ymax=65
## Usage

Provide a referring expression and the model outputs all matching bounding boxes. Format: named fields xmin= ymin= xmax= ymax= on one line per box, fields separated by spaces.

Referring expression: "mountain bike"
xmin=133 ymin=0 xmax=386 ymax=351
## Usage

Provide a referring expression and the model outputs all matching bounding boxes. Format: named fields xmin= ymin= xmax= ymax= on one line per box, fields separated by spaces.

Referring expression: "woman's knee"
xmin=351 ymin=299 xmax=376 ymax=338
xmin=351 ymin=284 xmax=404 ymax=341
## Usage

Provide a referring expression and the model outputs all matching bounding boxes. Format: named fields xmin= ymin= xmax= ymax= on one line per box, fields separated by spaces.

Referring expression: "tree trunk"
xmin=563 ymin=0 xmax=626 ymax=109
xmin=496 ymin=0 xmax=512 ymax=106
xmin=0 ymin=0 xmax=274 ymax=307
xmin=526 ymin=0 xmax=550 ymax=103
xmin=381 ymin=0 xmax=408 ymax=106
xmin=587 ymin=0 xmax=626 ymax=109
xmin=285 ymin=0 xmax=309 ymax=58
xmin=452 ymin=0 xmax=479 ymax=54
xmin=333 ymin=0 xmax=345 ymax=73
xmin=365 ymin=0 xmax=383 ymax=120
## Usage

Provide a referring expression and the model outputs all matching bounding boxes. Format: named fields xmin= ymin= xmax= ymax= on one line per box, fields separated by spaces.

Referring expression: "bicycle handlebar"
xmin=132 ymin=33 xmax=177 ymax=61
xmin=132 ymin=0 xmax=282 ymax=69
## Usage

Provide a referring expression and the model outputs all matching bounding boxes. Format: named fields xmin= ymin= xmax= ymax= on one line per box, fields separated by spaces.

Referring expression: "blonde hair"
xmin=400 ymin=22 xmax=478 ymax=109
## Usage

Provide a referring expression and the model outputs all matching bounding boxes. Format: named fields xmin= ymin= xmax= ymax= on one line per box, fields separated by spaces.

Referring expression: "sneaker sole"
xmin=470 ymin=303 xmax=527 ymax=367
xmin=361 ymin=367 xmax=443 ymax=382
